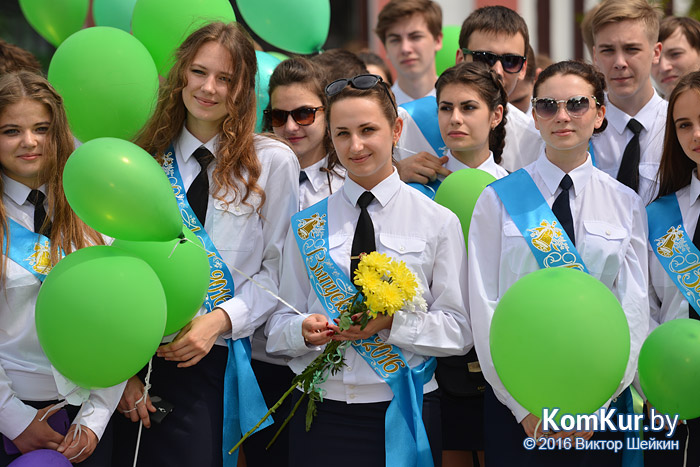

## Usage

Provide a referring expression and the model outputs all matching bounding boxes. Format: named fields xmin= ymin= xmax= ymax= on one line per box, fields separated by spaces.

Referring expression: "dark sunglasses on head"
xmin=264 ymin=106 xmax=325 ymax=127
xmin=460 ymin=48 xmax=527 ymax=74
xmin=531 ymin=95 xmax=600 ymax=120
xmin=325 ymin=74 xmax=398 ymax=116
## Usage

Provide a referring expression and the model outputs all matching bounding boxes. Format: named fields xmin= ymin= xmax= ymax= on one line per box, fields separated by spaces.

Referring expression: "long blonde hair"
xmin=0 ymin=71 xmax=104 ymax=278
xmin=135 ymin=22 xmax=265 ymax=211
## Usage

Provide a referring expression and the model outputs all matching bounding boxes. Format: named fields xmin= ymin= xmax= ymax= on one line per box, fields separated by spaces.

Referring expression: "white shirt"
xmin=648 ymin=171 xmax=700 ymax=330
xmin=591 ymin=92 xmax=667 ymax=206
xmin=442 ymin=150 xmax=509 ymax=181
xmin=468 ymin=154 xmax=650 ymax=422
xmin=395 ymin=103 xmax=544 ymax=173
xmin=169 ymin=128 xmax=299 ymax=360
xmin=299 ymin=154 xmax=346 ymax=210
xmin=265 ymin=170 xmax=471 ymax=403
xmin=391 ymin=82 xmax=436 ymax=106
xmin=501 ymin=103 xmax=545 ymax=172
xmin=0 ymin=176 xmax=125 ymax=440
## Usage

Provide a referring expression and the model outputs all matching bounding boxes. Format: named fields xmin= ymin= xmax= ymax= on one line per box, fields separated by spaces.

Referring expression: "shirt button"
xmin=349 ymin=394 xmax=356 ymax=400
xmin=399 ymin=246 xmax=405 ymax=252
xmin=605 ymin=230 xmax=611 ymax=236
xmin=346 ymin=366 xmax=352 ymax=371
xmin=348 ymin=385 xmax=355 ymax=389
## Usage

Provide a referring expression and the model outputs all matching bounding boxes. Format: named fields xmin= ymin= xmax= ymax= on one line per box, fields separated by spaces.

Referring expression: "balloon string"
xmin=180 ymin=237 xmax=305 ymax=316
xmin=132 ymin=357 xmax=153 ymax=467
xmin=683 ymin=420 xmax=689 ymax=467
xmin=535 ymin=418 xmax=542 ymax=439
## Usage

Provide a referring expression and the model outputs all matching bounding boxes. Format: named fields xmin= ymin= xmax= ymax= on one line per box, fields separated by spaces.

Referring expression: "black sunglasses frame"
xmin=460 ymin=48 xmax=527 ymax=74
xmin=325 ymin=74 xmax=398 ymax=116
xmin=264 ymin=106 xmax=325 ymax=127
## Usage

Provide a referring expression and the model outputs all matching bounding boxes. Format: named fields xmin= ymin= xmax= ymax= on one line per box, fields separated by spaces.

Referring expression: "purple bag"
xmin=3 ymin=408 xmax=70 ymax=455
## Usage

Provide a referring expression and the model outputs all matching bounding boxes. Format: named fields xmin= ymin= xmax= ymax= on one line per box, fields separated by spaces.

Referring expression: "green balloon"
xmin=36 ymin=246 xmax=166 ymax=388
xmin=434 ymin=168 xmax=496 ymax=255
xmin=132 ymin=0 xmax=236 ymax=76
xmin=490 ymin=268 xmax=630 ymax=419
xmin=238 ymin=0 xmax=329 ymax=54
xmin=113 ymin=228 xmax=210 ymax=336
xmin=19 ymin=0 xmax=88 ymax=47
xmin=435 ymin=25 xmax=460 ymax=76
xmin=93 ymin=0 xmax=138 ymax=32
xmin=256 ymin=51 xmax=282 ymax=132
xmin=47 ymin=26 xmax=159 ymax=142
xmin=639 ymin=319 xmax=700 ymax=419
xmin=62 ymin=137 xmax=182 ymax=241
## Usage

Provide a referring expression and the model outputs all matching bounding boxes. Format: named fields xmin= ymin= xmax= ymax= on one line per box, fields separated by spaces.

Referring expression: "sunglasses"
xmin=531 ymin=95 xmax=600 ymax=120
xmin=325 ymin=74 xmax=398 ymax=116
xmin=460 ymin=48 xmax=527 ymax=74
xmin=264 ymin=106 xmax=325 ymax=127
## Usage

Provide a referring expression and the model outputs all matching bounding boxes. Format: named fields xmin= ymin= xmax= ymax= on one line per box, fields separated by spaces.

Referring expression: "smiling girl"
xmin=267 ymin=57 xmax=345 ymax=210
xmin=646 ymin=70 xmax=700 ymax=467
xmin=468 ymin=60 xmax=649 ymax=466
xmin=265 ymin=74 xmax=470 ymax=467
xmin=114 ymin=22 xmax=299 ymax=467
xmin=435 ymin=61 xmax=508 ymax=180
xmin=0 ymin=71 xmax=123 ymax=466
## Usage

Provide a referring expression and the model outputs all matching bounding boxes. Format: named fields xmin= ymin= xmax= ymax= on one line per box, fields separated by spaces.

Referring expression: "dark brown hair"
xmin=659 ymin=16 xmax=700 ymax=51
xmin=458 ymin=6 xmax=529 ymax=56
xmin=435 ymin=61 xmax=508 ymax=163
xmin=267 ymin=57 xmax=343 ymax=187
xmin=357 ymin=51 xmax=394 ymax=86
xmin=0 ymin=40 xmax=41 ymax=75
xmin=326 ymin=77 xmax=398 ymax=131
xmin=375 ymin=0 xmax=442 ymax=44
xmin=0 ymin=72 xmax=104 ymax=277
xmin=134 ymin=22 xmax=265 ymax=212
xmin=310 ymin=49 xmax=368 ymax=86
xmin=533 ymin=60 xmax=608 ymax=134
xmin=656 ymin=71 xmax=700 ymax=199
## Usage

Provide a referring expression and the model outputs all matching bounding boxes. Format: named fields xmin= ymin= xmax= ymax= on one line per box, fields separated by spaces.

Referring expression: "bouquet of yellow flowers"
xmin=229 ymin=252 xmax=425 ymax=453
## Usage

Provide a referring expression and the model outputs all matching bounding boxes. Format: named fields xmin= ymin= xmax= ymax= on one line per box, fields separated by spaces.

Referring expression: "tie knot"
xmin=193 ymin=147 xmax=214 ymax=170
xmin=560 ymin=174 xmax=573 ymax=191
xmin=357 ymin=191 xmax=375 ymax=209
xmin=27 ymin=189 xmax=45 ymax=207
xmin=627 ymin=118 xmax=643 ymax=135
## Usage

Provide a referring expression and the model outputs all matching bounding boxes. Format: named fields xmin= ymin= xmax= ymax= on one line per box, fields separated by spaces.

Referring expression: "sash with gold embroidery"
xmin=647 ymin=193 xmax=700 ymax=314
xmin=6 ymin=218 xmax=54 ymax=281
xmin=292 ymin=198 xmax=436 ymax=467
xmin=162 ymin=145 xmax=271 ymax=466
xmin=491 ymin=169 xmax=588 ymax=273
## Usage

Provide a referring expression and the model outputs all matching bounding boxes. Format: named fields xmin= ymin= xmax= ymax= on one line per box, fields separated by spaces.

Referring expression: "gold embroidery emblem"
xmin=27 ymin=240 xmax=51 ymax=274
xmin=297 ymin=213 xmax=326 ymax=240
xmin=655 ymin=225 xmax=687 ymax=258
xmin=527 ymin=220 xmax=568 ymax=253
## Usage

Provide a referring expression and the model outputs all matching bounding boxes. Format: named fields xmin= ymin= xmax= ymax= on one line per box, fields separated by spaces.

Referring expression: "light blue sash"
xmin=647 ymin=193 xmax=700 ymax=315
xmin=490 ymin=169 xmax=588 ymax=272
xmin=492 ymin=169 xmax=642 ymax=467
xmin=6 ymin=218 xmax=53 ymax=281
xmin=292 ymin=198 xmax=436 ymax=467
xmin=162 ymin=146 xmax=271 ymax=466
xmin=401 ymin=96 xmax=444 ymax=200
xmin=588 ymin=140 xmax=597 ymax=167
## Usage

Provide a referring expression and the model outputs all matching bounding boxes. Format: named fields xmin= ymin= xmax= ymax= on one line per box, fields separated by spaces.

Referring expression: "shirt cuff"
xmin=385 ymin=310 xmax=417 ymax=346
xmin=0 ymin=398 xmax=37 ymax=440
xmin=217 ymin=297 xmax=251 ymax=340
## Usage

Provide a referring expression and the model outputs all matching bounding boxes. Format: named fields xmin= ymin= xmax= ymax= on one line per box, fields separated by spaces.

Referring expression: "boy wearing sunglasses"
xmin=455 ymin=5 xmax=545 ymax=173
xmin=588 ymin=0 xmax=665 ymax=205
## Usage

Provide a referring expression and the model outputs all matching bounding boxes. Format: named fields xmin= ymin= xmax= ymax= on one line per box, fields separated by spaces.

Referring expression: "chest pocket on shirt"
xmin=378 ymin=233 xmax=426 ymax=272
xmin=502 ymin=220 xmax=533 ymax=274
xmin=211 ymin=199 xmax=257 ymax=252
xmin=581 ymin=221 xmax=628 ymax=284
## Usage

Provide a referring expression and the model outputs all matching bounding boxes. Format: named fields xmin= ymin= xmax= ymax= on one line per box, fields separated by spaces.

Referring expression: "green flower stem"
xmin=265 ymin=389 xmax=307 ymax=450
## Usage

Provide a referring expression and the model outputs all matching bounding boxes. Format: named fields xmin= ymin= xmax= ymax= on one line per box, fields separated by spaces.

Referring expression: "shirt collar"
xmin=444 ymin=151 xmax=496 ymax=173
xmin=302 ymin=154 xmax=331 ymax=192
xmin=342 ymin=168 xmax=401 ymax=208
xmin=2 ymin=174 xmax=46 ymax=206
xmin=177 ymin=126 xmax=219 ymax=162
xmin=688 ymin=169 xmax=700 ymax=209
xmin=605 ymin=91 xmax=663 ymax=135
xmin=535 ymin=151 xmax=593 ymax=198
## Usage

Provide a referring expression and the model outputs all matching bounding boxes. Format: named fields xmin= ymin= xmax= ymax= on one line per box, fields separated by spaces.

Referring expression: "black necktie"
xmin=27 ymin=189 xmax=51 ymax=236
xmin=350 ymin=191 xmax=376 ymax=279
xmin=552 ymin=174 xmax=575 ymax=246
xmin=617 ymin=118 xmax=644 ymax=192
xmin=299 ymin=170 xmax=309 ymax=184
xmin=187 ymin=147 xmax=214 ymax=226
xmin=690 ymin=209 xmax=700 ymax=320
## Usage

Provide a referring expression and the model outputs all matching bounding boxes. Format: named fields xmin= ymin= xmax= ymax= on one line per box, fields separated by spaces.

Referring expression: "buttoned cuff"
xmin=384 ymin=310 xmax=417 ymax=347
xmin=216 ymin=297 xmax=251 ymax=341
xmin=0 ymin=398 xmax=37 ymax=440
